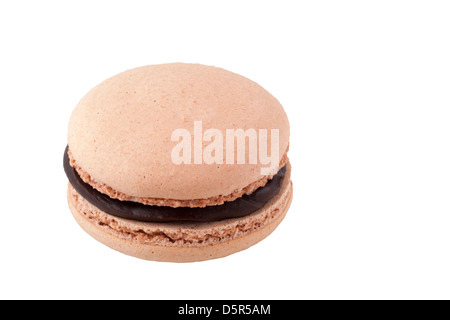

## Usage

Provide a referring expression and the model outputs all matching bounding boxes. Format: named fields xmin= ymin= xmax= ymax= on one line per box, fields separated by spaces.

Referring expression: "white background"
xmin=1 ymin=0 xmax=449 ymax=300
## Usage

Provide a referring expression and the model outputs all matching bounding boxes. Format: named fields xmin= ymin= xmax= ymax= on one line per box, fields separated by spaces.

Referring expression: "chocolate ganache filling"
xmin=64 ymin=146 xmax=286 ymax=222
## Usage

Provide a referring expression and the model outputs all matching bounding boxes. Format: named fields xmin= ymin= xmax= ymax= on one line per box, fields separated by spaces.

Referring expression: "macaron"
xmin=65 ymin=63 xmax=292 ymax=262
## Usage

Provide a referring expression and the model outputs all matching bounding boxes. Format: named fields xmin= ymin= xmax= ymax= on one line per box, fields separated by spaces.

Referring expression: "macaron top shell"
xmin=68 ymin=63 xmax=289 ymax=201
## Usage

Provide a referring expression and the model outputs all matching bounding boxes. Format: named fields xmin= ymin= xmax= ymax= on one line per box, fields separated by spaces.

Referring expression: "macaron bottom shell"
xmin=67 ymin=164 xmax=293 ymax=263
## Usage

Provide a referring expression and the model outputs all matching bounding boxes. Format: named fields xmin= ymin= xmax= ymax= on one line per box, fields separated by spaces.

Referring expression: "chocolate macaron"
xmin=65 ymin=63 xmax=292 ymax=262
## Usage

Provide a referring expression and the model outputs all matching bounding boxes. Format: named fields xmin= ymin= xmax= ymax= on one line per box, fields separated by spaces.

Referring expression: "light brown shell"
xmin=68 ymin=63 xmax=290 ymax=200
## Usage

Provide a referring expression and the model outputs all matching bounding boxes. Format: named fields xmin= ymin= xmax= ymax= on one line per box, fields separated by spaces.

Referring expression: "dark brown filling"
xmin=64 ymin=146 xmax=286 ymax=222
